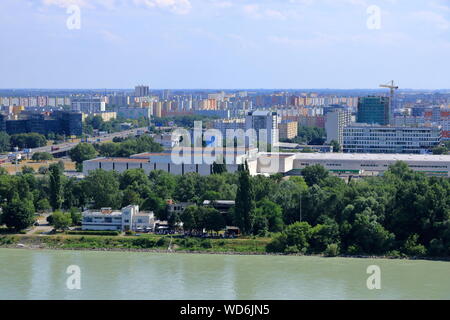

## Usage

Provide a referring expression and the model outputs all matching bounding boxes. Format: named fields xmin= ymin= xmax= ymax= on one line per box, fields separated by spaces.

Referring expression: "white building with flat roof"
xmin=71 ymin=96 xmax=106 ymax=114
xmin=82 ymin=148 xmax=450 ymax=177
xmin=245 ymin=110 xmax=279 ymax=147
xmin=325 ymin=109 xmax=352 ymax=146
xmin=343 ymin=124 xmax=441 ymax=154
xmin=82 ymin=205 xmax=154 ymax=231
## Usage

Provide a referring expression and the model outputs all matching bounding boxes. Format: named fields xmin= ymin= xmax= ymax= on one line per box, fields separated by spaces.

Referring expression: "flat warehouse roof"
xmin=87 ymin=158 xmax=149 ymax=163
xmin=294 ymin=153 xmax=450 ymax=163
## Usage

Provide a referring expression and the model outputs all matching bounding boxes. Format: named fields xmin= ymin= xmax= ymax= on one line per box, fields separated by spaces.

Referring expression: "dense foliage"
xmin=94 ymin=135 xmax=163 ymax=157
xmin=0 ymin=160 xmax=449 ymax=257
xmin=282 ymin=126 xmax=326 ymax=145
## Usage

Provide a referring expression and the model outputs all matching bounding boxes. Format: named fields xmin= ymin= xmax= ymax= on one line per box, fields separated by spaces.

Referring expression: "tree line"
xmin=0 ymin=160 xmax=449 ymax=257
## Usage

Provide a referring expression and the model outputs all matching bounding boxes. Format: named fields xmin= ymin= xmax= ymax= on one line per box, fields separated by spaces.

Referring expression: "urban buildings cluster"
xmin=1 ymin=85 xmax=449 ymax=155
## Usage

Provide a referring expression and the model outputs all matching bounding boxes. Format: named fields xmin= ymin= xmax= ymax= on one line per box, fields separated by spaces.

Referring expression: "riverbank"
xmin=0 ymin=233 xmax=271 ymax=255
xmin=1 ymin=234 xmax=449 ymax=261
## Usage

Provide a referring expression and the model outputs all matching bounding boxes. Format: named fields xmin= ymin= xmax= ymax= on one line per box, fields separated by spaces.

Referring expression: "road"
xmin=6 ymin=127 xmax=148 ymax=160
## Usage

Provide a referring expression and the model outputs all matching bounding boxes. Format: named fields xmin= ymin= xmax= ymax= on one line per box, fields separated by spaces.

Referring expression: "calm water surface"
xmin=1 ymin=248 xmax=449 ymax=299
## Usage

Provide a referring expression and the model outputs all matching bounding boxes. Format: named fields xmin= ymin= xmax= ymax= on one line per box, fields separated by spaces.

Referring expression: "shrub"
xmin=346 ymin=245 xmax=360 ymax=255
xmin=155 ymin=237 xmax=167 ymax=247
xmin=428 ymin=238 xmax=446 ymax=257
xmin=266 ymin=233 xmax=287 ymax=253
xmin=182 ymin=238 xmax=199 ymax=248
xmin=132 ymin=237 xmax=156 ymax=248
xmin=285 ymin=245 xmax=300 ymax=254
xmin=201 ymin=239 xmax=213 ymax=249
xmin=404 ymin=234 xmax=427 ymax=257
xmin=324 ymin=243 xmax=340 ymax=257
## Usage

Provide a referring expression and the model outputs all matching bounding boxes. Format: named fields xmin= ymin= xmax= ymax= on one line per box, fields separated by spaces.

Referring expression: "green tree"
xmin=301 ymin=164 xmax=329 ymax=186
xmin=49 ymin=163 xmax=63 ymax=210
xmin=68 ymin=143 xmax=98 ymax=171
xmin=85 ymin=169 xmax=122 ymax=209
xmin=234 ymin=162 xmax=255 ymax=235
xmin=21 ymin=166 xmax=35 ymax=175
xmin=36 ymin=198 xmax=51 ymax=212
xmin=10 ymin=133 xmax=47 ymax=149
xmin=266 ymin=222 xmax=312 ymax=253
xmin=330 ymin=140 xmax=341 ymax=152
xmin=32 ymin=152 xmax=54 ymax=161
xmin=0 ymin=132 xmax=10 ymax=152
xmin=212 ymin=161 xmax=227 ymax=174
xmin=255 ymin=198 xmax=284 ymax=233
xmin=2 ymin=196 xmax=35 ymax=231
xmin=51 ymin=211 xmax=72 ymax=231
xmin=203 ymin=207 xmax=226 ymax=235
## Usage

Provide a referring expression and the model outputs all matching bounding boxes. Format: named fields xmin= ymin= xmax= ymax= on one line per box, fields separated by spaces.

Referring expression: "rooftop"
xmin=294 ymin=152 xmax=450 ymax=163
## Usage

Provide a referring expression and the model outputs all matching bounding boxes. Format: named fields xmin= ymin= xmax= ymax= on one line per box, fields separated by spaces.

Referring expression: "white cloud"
xmin=243 ymin=4 xmax=286 ymax=20
xmin=133 ymin=0 xmax=192 ymax=14
xmin=411 ymin=10 xmax=450 ymax=30
xmin=99 ymin=29 xmax=124 ymax=43
xmin=42 ymin=0 xmax=90 ymax=8
xmin=42 ymin=0 xmax=192 ymax=14
xmin=210 ymin=0 xmax=233 ymax=8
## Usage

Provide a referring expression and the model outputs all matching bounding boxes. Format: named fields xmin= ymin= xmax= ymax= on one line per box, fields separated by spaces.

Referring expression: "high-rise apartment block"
xmin=279 ymin=120 xmax=298 ymax=140
xmin=71 ymin=96 xmax=106 ymax=114
xmin=135 ymin=85 xmax=150 ymax=97
xmin=245 ymin=110 xmax=279 ymax=146
xmin=325 ymin=109 xmax=352 ymax=146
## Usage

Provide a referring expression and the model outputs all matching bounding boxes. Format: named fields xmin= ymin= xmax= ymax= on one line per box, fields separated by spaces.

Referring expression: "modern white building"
xmin=325 ymin=109 xmax=352 ymax=146
xmin=245 ymin=110 xmax=279 ymax=147
xmin=83 ymin=148 xmax=258 ymax=176
xmin=82 ymin=205 xmax=154 ymax=231
xmin=82 ymin=148 xmax=450 ymax=177
xmin=343 ymin=124 xmax=441 ymax=154
xmin=71 ymin=96 xmax=106 ymax=114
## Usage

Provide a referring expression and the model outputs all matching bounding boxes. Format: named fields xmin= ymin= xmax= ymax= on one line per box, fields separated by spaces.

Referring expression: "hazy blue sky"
xmin=1 ymin=0 xmax=449 ymax=89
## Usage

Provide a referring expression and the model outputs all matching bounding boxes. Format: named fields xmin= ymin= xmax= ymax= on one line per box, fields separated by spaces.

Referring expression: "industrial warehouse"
xmin=83 ymin=148 xmax=450 ymax=177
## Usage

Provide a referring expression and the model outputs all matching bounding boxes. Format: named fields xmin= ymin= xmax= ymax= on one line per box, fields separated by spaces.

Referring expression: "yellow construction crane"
xmin=379 ymin=80 xmax=398 ymax=97
xmin=379 ymin=80 xmax=399 ymax=124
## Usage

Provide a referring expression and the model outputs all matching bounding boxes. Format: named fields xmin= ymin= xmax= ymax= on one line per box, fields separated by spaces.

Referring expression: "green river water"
xmin=1 ymin=248 xmax=449 ymax=299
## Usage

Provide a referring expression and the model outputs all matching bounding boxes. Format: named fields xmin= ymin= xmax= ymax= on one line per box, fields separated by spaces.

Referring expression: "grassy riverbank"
xmin=2 ymin=234 xmax=449 ymax=261
xmin=0 ymin=233 xmax=271 ymax=254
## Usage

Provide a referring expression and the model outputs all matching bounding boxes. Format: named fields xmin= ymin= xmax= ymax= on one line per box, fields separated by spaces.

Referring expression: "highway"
xmin=1 ymin=127 xmax=148 ymax=161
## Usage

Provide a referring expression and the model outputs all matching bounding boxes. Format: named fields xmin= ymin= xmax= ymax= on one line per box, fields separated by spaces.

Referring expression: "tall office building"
xmin=325 ymin=109 xmax=352 ymax=146
xmin=357 ymin=96 xmax=390 ymax=125
xmin=245 ymin=110 xmax=279 ymax=147
xmin=135 ymin=85 xmax=150 ymax=97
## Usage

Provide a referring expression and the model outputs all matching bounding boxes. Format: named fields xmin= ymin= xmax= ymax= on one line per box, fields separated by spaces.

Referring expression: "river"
xmin=1 ymin=248 xmax=449 ymax=299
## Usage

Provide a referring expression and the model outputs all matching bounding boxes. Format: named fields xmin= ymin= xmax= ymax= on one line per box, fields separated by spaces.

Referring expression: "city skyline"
xmin=1 ymin=0 xmax=450 ymax=89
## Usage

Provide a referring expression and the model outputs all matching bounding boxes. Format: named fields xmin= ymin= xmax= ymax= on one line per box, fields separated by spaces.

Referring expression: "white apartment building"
xmin=82 ymin=205 xmax=154 ymax=231
xmin=325 ymin=109 xmax=352 ymax=146
xmin=343 ymin=124 xmax=441 ymax=154
xmin=71 ymin=96 xmax=106 ymax=114
xmin=245 ymin=110 xmax=279 ymax=147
